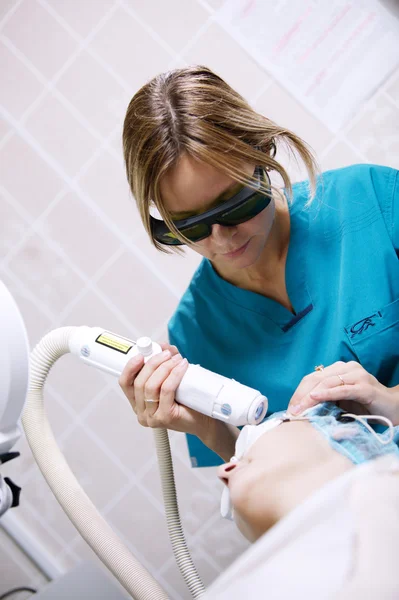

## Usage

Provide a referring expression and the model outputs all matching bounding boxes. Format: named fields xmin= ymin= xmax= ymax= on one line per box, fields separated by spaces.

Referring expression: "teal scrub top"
xmin=168 ymin=164 xmax=399 ymax=467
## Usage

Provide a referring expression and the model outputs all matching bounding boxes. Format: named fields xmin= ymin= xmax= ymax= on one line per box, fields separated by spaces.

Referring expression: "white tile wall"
xmin=1 ymin=1 xmax=398 ymax=599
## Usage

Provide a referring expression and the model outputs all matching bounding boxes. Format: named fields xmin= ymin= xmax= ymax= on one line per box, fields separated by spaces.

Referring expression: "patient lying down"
xmin=206 ymin=403 xmax=399 ymax=599
xmin=219 ymin=402 xmax=399 ymax=541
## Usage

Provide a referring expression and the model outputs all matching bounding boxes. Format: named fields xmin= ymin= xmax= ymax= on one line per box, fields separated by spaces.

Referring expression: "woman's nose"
xmin=210 ymin=223 xmax=237 ymax=241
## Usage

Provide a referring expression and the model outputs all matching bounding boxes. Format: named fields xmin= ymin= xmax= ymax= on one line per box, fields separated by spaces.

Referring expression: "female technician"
xmin=119 ymin=66 xmax=399 ymax=467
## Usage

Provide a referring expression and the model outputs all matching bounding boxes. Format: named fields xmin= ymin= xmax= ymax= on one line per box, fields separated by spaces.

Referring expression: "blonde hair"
xmin=123 ymin=65 xmax=318 ymax=253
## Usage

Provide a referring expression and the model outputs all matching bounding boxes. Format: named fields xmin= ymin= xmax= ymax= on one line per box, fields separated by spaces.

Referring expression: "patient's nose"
xmin=217 ymin=461 xmax=237 ymax=485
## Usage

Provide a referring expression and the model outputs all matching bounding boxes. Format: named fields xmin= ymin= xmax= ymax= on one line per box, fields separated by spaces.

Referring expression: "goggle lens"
xmin=158 ymin=222 xmax=210 ymax=244
xmin=179 ymin=222 xmax=210 ymax=242
xmin=218 ymin=192 xmax=269 ymax=226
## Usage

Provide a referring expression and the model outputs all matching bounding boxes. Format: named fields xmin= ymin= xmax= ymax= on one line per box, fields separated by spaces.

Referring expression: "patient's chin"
xmin=233 ymin=511 xmax=258 ymax=543
xmin=233 ymin=507 xmax=274 ymax=543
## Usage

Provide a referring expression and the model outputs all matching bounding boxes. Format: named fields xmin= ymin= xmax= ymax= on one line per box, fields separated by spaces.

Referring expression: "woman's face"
xmin=159 ymin=154 xmax=275 ymax=270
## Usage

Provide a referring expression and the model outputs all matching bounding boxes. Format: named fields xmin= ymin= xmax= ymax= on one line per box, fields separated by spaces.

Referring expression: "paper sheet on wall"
xmin=215 ymin=0 xmax=399 ymax=132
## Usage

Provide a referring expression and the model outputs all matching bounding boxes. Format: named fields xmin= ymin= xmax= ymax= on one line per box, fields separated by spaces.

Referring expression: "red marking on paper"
xmin=241 ymin=0 xmax=256 ymax=19
xmin=305 ymin=12 xmax=377 ymax=97
xmin=272 ymin=5 xmax=313 ymax=57
xmin=298 ymin=5 xmax=352 ymax=63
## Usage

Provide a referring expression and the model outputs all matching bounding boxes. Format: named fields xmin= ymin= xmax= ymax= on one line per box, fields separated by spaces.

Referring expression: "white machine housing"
xmin=0 ymin=280 xmax=30 ymax=455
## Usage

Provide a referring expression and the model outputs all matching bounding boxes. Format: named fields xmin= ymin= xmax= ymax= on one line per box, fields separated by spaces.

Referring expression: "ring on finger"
xmin=314 ymin=365 xmax=324 ymax=372
xmin=336 ymin=374 xmax=345 ymax=386
xmin=145 ymin=398 xmax=159 ymax=404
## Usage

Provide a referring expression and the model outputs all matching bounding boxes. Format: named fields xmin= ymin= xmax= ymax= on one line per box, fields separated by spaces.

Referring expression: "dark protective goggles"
xmin=150 ymin=166 xmax=272 ymax=246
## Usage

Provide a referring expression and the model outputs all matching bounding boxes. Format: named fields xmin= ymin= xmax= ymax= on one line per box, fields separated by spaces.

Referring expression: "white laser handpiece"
xmin=69 ymin=326 xmax=267 ymax=426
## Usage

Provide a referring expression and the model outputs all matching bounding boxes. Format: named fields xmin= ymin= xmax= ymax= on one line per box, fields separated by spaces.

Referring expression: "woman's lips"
xmin=222 ymin=240 xmax=250 ymax=259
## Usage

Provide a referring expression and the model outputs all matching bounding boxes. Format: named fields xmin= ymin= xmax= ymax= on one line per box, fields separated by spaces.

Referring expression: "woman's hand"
xmin=119 ymin=342 xmax=213 ymax=438
xmin=287 ymin=360 xmax=399 ymax=425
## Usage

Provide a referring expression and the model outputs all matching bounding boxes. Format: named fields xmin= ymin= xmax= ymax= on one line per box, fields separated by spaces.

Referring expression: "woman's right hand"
xmin=119 ymin=343 xmax=213 ymax=437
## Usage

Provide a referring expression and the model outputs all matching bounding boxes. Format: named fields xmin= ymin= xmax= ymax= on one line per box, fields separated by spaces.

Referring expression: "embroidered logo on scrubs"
xmin=349 ymin=313 xmax=380 ymax=338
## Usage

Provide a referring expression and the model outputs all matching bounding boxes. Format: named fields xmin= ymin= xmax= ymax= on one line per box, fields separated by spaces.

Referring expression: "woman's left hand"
xmin=287 ymin=360 xmax=399 ymax=425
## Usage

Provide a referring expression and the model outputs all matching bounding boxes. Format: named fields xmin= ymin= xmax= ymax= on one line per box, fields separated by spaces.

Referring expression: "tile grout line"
xmin=382 ymin=88 xmax=399 ymax=112
xmin=0 ymin=35 xmax=122 ymax=162
xmin=0 ymin=105 xmax=183 ymax=300
xmin=0 ymin=119 xmax=123 ymax=276
xmin=195 ymin=0 xmax=216 ymax=14
xmin=0 ymin=0 xmax=24 ymax=29
xmin=118 ymin=0 xmax=183 ymax=60
xmin=1 ymin=190 xmax=143 ymax=338
xmin=0 ymin=264 xmax=58 ymax=322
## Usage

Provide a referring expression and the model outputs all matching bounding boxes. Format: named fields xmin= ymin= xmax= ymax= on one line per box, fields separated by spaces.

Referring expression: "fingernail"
xmin=177 ymin=358 xmax=188 ymax=367
xmin=310 ymin=392 xmax=322 ymax=399
xmin=171 ymin=353 xmax=182 ymax=362
xmin=162 ymin=350 xmax=171 ymax=358
xmin=290 ymin=403 xmax=303 ymax=415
